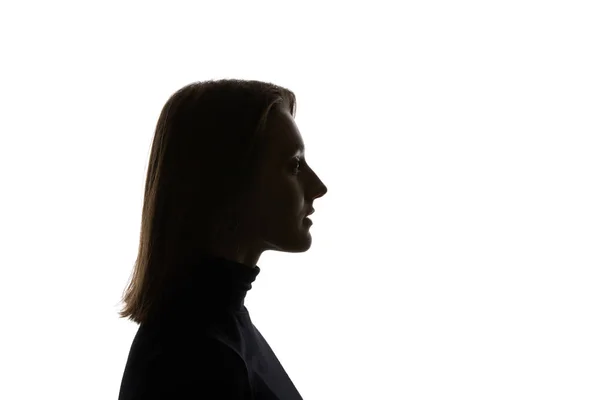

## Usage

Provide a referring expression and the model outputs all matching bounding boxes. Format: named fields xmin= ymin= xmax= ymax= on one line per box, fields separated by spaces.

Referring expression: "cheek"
xmin=259 ymin=194 xmax=299 ymax=227
xmin=255 ymin=175 xmax=303 ymax=219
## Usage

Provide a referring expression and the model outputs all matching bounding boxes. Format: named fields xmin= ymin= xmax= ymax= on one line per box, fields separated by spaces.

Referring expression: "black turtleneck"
xmin=117 ymin=256 xmax=303 ymax=400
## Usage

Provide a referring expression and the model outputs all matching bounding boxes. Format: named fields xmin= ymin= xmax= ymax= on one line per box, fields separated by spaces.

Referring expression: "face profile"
xmin=118 ymin=79 xmax=325 ymax=326
xmin=207 ymin=107 xmax=328 ymax=267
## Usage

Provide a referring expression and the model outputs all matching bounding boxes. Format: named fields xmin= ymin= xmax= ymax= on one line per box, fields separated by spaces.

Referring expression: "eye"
xmin=292 ymin=157 xmax=302 ymax=175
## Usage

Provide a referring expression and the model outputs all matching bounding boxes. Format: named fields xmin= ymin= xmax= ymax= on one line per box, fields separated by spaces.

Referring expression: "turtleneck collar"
xmin=156 ymin=255 xmax=261 ymax=321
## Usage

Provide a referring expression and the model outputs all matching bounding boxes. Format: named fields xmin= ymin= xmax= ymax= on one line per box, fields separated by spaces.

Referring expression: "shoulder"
xmin=139 ymin=337 xmax=252 ymax=398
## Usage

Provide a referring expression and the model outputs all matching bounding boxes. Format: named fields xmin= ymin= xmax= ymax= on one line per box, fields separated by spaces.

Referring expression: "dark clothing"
xmin=118 ymin=256 xmax=303 ymax=399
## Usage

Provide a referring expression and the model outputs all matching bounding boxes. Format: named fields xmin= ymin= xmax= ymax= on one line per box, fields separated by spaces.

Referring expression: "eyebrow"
xmin=292 ymin=144 xmax=305 ymax=157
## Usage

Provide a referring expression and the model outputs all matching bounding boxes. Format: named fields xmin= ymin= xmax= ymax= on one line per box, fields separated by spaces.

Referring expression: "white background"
xmin=1 ymin=1 xmax=599 ymax=399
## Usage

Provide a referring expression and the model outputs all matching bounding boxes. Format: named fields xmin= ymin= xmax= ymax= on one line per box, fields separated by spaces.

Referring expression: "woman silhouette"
xmin=117 ymin=79 xmax=327 ymax=399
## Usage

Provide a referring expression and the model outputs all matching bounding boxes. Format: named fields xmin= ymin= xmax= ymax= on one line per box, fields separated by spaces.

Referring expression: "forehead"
xmin=263 ymin=108 xmax=305 ymax=159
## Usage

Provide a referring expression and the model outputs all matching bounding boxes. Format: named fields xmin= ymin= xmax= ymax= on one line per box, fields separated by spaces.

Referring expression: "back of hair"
xmin=117 ymin=79 xmax=296 ymax=325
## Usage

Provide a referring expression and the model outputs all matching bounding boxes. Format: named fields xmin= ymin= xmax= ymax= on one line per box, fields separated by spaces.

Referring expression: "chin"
xmin=287 ymin=241 xmax=312 ymax=253
xmin=266 ymin=232 xmax=312 ymax=253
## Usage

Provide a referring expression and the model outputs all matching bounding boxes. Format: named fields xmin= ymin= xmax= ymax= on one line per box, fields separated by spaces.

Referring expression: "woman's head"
xmin=118 ymin=79 xmax=327 ymax=324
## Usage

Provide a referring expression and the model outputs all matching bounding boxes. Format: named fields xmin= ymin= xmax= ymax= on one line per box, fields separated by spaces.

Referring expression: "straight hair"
xmin=117 ymin=79 xmax=296 ymax=325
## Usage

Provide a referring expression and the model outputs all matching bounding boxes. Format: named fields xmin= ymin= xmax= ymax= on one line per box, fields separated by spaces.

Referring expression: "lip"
xmin=306 ymin=208 xmax=315 ymax=216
